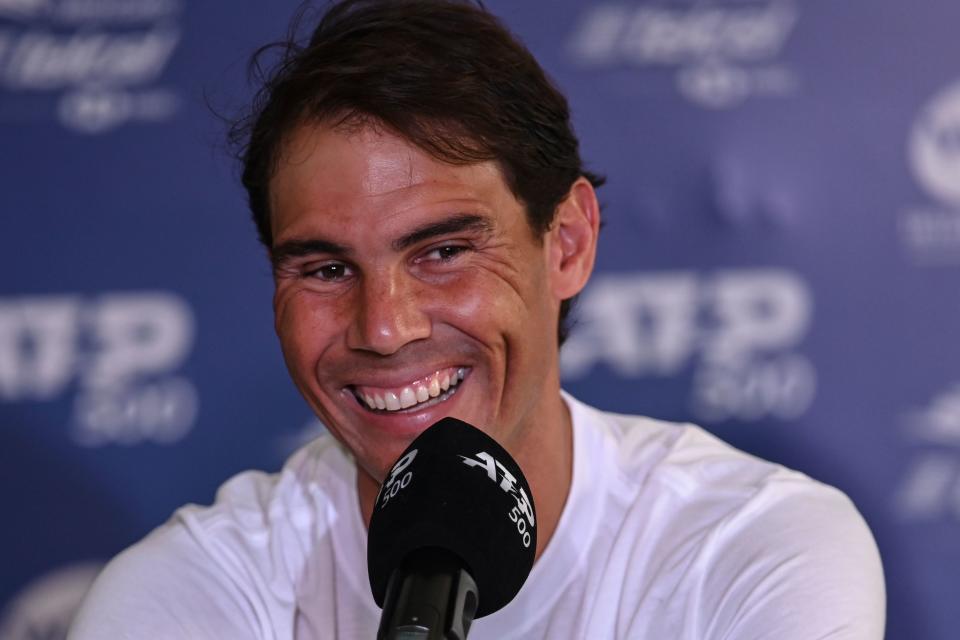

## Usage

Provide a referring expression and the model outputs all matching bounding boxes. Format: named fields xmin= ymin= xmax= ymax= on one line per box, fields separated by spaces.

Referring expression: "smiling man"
xmin=267 ymin=122 xmax=592 ymax=551
xmin=69 ymin=1 xmax=885 ymax=638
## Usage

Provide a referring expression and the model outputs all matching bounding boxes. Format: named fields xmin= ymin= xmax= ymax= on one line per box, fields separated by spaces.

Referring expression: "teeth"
xmin=416 ymin=385 xmax=429 ymax=403
xmin=384 ymin=392 xmax=401 ymax=411
xmin=356 ymin=368 xmax=468 ymax=412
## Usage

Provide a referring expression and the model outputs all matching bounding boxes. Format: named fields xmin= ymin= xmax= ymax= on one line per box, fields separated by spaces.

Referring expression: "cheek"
xmin=274 ymin=290 xmax=345 ymax=373
xmin=434 ymin=261 xmax=553 ymax=351
xmin=436 ymin=273 xmax=524 ymax=334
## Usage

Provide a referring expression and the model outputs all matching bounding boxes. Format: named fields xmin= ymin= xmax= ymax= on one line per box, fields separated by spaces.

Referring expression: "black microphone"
xmin=367 ymin=417 xmax=537 ymax=640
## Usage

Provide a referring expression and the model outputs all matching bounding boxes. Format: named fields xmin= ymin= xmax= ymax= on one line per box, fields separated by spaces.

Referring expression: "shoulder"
xmin=183 ymin=434 xmax=354 ymax=530
xmin=568 ymin=393 xmax=856 ymax=516
xmin=567 ymin=392 xmax=786 ymax=497
xmin=69 ymin=517 xmax=262 ymax=639
xmin=69 ymin=435 xmax=357 ymax=640
xmin=565 ymin=394 xmax=886 ymax=638
xmin=165 ymin=434 xmax=355 ymax=564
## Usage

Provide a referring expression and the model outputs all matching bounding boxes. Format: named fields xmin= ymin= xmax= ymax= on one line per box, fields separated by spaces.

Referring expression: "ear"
xmin=546 ymin=177 xmax=600 ymax=302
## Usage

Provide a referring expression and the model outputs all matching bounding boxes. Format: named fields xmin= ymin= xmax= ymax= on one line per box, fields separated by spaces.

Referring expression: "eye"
xmin=422 ymin=244 xmax=469 ymax=263
xmin=306 ymin=262 xmax=353 ymax=282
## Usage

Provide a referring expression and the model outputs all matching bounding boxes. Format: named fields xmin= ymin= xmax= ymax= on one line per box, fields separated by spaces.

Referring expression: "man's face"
xmin=269 ymin=123 xmax=565 ymax=486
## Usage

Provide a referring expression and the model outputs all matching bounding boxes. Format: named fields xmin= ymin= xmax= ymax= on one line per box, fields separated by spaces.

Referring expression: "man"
xmin=70 ymin=1 xmax=885 ymax=638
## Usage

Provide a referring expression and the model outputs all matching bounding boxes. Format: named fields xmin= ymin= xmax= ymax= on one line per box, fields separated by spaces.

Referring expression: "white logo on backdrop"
xmin=900 ymin=79 xmax=960 ymax=264
xmin=0 ymin=292 xmax=198 ymax=446
xmin=0 ymin=0 xmax=181 ymax=21
xmin=0 ymin=0 xmax=182 ymax=132
xmin=909 ymin=81 xmax=960 ymax=207
xmin=0 ymin=0 xmax=46 ymax=18
xmin=0 ymin=562 xmax=103 ymax=640
xmin=561 ymin=268 xmax=815 ymax=421
xmin=568 ymin=1 xmax=799 ymax=109
xmin=894 ymin=383 xmax=960 ymax=521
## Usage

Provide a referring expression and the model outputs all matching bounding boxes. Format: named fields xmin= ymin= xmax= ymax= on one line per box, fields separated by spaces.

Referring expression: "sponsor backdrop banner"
xmin=1 ymin=1 xmax=957 ymax=637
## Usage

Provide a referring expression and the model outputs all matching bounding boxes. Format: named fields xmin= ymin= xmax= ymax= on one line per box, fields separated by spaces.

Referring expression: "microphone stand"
xmin=378 ymin=547 xmax=479 ymax=640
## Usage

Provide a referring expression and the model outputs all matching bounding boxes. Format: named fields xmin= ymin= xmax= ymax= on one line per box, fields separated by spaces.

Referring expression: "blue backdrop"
xmin=2 ymin=1 xmax=958 ymax=638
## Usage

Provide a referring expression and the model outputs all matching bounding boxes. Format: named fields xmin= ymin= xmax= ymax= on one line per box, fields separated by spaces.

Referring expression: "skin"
xmin=269 ymin=121 xmax=600 ymax=559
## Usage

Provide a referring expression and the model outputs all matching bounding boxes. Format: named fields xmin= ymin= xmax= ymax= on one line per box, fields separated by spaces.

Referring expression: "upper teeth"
xmin=359 ymin=368 xmax=465 ymax=412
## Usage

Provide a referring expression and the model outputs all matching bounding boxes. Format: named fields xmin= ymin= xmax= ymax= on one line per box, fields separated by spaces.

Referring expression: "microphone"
xmin=367 ymin=417 xmax=537 ymax=640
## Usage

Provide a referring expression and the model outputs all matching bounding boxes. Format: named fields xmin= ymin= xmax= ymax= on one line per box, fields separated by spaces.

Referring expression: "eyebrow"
xmin=271 ymin=213 xmax=494 ymax=269
xmin=391 ymin=213 xmax=493 ymax=251
xmin=270 ymin=238 xmax=352 ymax=270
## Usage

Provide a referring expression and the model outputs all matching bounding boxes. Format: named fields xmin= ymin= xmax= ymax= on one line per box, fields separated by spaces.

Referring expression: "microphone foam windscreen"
xmin=367 ymin=417 xmax=537 ymax=618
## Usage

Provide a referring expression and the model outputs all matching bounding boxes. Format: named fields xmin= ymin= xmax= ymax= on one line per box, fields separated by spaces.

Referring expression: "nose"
xmin=346 ymin=269 xmax=431 ymax=355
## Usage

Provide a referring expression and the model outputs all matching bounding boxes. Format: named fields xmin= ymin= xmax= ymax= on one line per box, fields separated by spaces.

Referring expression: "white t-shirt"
xmin=69 ymin=393 xmax=886 ymax=639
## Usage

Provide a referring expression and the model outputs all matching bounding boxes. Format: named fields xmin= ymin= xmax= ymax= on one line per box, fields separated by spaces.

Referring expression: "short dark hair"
xmin=230 ymin=0 xmax=603 ymax=345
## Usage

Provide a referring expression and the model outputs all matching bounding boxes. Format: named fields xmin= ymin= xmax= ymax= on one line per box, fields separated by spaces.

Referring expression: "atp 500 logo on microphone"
xmin=367 ymin=418 xmax=537 ymax=620
xmin=379 ymin=449 xmax=418 ymax=509
xmin=461 ymin=451 xmax=536 ymax=549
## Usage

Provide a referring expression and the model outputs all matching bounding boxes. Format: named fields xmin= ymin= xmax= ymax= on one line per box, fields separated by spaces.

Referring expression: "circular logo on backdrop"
xmin=909 ymin=81 xmax=960 ymax=207
xmin=0 ymin=562 xmax=103 ymax=640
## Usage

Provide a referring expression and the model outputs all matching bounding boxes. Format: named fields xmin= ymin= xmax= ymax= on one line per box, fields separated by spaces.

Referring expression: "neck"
xmin=511 ymin=391 xmax=573 ymax=561
xmin=356 ymin=391 xmax=574 ymax=562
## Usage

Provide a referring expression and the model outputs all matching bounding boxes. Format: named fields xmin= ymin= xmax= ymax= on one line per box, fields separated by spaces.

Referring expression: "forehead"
xmin=268 ymin=122 xmax=524 ymax=243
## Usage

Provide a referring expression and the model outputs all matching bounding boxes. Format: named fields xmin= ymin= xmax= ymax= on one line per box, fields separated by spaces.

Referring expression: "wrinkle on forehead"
xmin=269 ymin=120 xmax=522 ymax=245
xmin=276 ymin=122 xmax=480 ymax=201
xmin=357 ymin=135 xmax=423 ymax=200
xmin=281 ymin=124 xmax=420 ymax=187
